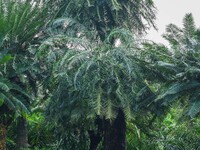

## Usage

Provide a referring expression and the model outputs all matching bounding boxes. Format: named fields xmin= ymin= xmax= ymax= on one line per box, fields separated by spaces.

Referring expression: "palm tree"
xmin=40 ymin=18 xmax=158 ymax=149
xmin=37 ymin=0 xmax=158 ymax=149
xmin=0 ymin=55 xmax=13 ymax=150
xmin=38 ymin=1 xmax=157 ymax=149
xmin=0 ymin=0 xmax=53 ymax=149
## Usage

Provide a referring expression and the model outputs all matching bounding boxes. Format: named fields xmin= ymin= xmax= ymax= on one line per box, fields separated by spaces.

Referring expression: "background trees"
xmin=55 ymin=0 xmax=157 ymax=40
xmin=155 ymin=13 xmax=200 ymax=118
xmin=136 ymin=14 xmax=200 ymax=149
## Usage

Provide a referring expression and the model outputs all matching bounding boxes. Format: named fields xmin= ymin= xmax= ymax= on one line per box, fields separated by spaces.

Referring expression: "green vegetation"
xmin=0 ymin=0 xmax=199 ymax=150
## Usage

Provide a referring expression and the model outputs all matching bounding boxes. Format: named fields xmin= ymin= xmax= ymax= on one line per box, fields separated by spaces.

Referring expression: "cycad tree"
xmin=40 ymin=20 xmax=158 ymax=150
xmin=0 ymin=55 xmax=13 ymax=150
xmin=0 ymin=0 xmax=52 ymax=149
xmin=38 ymin=0 xmax=157 ymax=149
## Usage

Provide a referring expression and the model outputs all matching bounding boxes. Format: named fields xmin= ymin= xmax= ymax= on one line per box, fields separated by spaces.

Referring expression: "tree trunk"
xmin=16 ymin=117 xmax=28 ymax=150
xmin=0 ymin=124 xmax=6 ymax=150
xmin=88 ymin=116 xmax=103 ymax=150
xmin=104 ymin=109 xmax=126 ymax=150
xmin=88 ymin=130 xmax=102 ymax=150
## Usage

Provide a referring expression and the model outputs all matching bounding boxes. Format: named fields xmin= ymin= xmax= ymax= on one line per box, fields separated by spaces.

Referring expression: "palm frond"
xmin=183 ymin=13 xmax=196 ymax=37
xmin=44 ymin=28 xmax=158 ymax=123
xmin=0 ymin=0 xmax=51 ymax=48
xmin=188 ymin=100 xmax=200 ymax=118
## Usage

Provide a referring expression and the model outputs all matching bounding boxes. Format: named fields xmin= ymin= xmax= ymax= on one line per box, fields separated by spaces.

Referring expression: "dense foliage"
xmin=0 ymin=0 xmax=199 ymax=150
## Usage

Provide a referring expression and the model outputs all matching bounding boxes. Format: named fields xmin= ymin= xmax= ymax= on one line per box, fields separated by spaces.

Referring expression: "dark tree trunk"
xmin=16 ymin=117 xmax=28 ymax=149
xmin=0 ymin=124 xmax=7 ymax=150
xmin=104 ymin=109 xmax=126 ymax=150
xmin=0 ymin=105 xmax=13 ymax=150
xmin=88 ymin=130 xmax=102 ymax=150
xmin=88 ymin=116 xmax=103 ymax=150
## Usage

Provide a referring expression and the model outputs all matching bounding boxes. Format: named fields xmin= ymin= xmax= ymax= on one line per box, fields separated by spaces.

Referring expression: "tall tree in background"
xmin=56 ymin=0 xmax=157 ymax=40
xmin=151 ymin=13 xmax=200 ymax=118
xmin=40 ymin=1 xmax=157 ymax=149
xmin=43 ymin=27 xmax=157 ymax=150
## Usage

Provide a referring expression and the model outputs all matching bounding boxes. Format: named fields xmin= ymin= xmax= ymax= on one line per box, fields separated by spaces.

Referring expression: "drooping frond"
xmin=0 ymin=77 xmax=32 ymax=115
xmin=45 ymin=28 xmax=157 ymax=125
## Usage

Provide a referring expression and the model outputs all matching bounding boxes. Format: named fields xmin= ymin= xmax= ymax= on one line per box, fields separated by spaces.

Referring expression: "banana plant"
xmin=150 ymin=13 xmax=200 ymax=118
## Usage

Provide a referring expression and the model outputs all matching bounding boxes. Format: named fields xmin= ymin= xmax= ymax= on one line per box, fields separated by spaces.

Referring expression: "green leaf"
xmin=0 ymin=82 xmax=10 ymax=92
xmin=0 ymin=98 xmax=4 ymax=106
xmin=164 ymin=81 xmax=200 ymax=96
xmin=0 ymin=55 xmax=13 ymax=64
xmin=188 ymin=100 xmax=200 ymax=118
xmin=156 ymin=61 xmax=176 ymax=68
xmin=156 ymin=81 xmax=200 ymax=104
